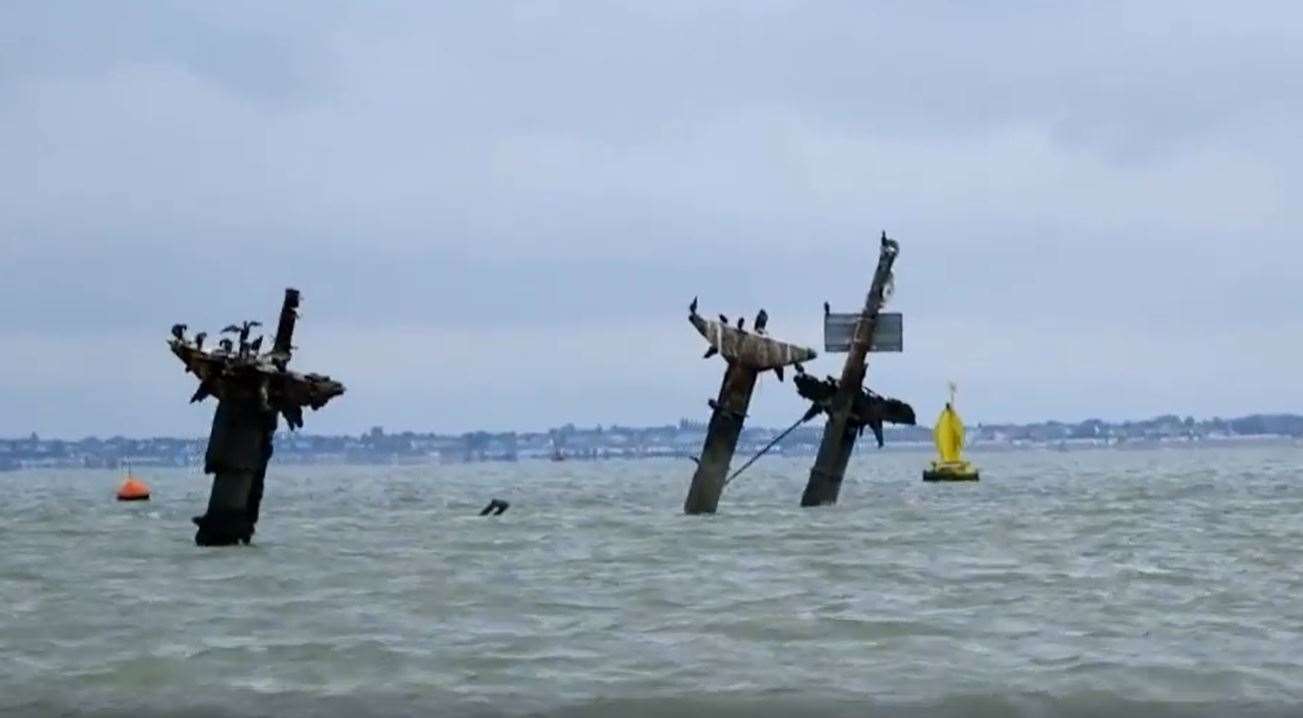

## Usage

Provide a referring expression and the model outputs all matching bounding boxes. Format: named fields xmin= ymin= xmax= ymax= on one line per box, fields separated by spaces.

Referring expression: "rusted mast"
xmin=684 ymin=302 xmax=815 ymax=514
xmin=800 ymin=233 xmax=900 ymax=507
xmin=168 ymin=288 xmax=344 ymax=545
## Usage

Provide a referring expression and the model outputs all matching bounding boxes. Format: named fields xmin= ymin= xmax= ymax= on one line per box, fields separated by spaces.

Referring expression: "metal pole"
xmin=684 ymin=363 xmax=760 ymax=514
xmin=682 ymin=305 xmax=816 ymax=515
xmin=800 ymin=234 xmax=899 ymax=507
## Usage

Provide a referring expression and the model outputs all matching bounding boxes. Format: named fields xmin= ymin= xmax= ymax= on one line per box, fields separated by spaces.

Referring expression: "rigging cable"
xmin=724 ymin=407 xmax=818 ymax=486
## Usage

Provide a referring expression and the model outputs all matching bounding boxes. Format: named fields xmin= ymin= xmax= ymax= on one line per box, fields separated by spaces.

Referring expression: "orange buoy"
xmin=116 ymin=472 xmax=151 ymax=502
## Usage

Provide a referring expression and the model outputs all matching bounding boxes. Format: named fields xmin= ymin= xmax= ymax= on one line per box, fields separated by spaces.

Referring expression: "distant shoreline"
xmin=3 ymin=413 xmax=1300 ymax=471
xmin=2 ymin=434 xmax=1297 ymax=473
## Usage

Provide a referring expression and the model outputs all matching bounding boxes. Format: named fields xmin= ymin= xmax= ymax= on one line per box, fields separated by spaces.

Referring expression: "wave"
xmin=5 ymin=690 xmax=1301 ymax=718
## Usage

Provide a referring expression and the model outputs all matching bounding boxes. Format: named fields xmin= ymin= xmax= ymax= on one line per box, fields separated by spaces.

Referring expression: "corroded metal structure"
xmin=684 ymin=303 xmax=815 ymax=514
xmin=800 ymin=233 xmax=912 ymax=507
xmin=168 ymin=289 xmax=344 ymax=545
xmin=794 ymin=374 xmax=915 ymax=449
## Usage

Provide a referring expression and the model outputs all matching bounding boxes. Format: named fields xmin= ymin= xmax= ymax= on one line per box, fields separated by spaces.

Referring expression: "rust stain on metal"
xmin=688 ymin=314 xmax=817 ymax=370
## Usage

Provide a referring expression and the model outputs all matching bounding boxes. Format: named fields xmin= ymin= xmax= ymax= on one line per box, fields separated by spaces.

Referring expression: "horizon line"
xmin=5 ymin=410 xmax=1300 ymax=442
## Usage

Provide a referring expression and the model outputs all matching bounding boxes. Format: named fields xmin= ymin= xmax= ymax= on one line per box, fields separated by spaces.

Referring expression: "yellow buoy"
xmin=116 ymin=467 xmax=151 ymax=501
xmin=923 ymin=382 xmax=980 ymax=482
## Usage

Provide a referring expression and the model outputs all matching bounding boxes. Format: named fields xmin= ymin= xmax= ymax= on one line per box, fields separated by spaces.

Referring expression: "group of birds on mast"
xmin=690 ymin=297 xmax=805 ymax=378
xmin=170 ymin=320 xmax=288 ymax=370
xmin=685 ymin=274 xmax=914 ymax=448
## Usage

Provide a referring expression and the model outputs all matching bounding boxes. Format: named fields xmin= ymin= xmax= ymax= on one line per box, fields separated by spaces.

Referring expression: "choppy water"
xmin=2 ymin=445 xmax=1302 ymax=717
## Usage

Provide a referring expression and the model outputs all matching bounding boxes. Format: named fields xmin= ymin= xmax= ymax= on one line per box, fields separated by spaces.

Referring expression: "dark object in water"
xmin=169 ymin=288 xmax=345 ymax=546
xmin=480 ymin=499 xmax=510 ymax=516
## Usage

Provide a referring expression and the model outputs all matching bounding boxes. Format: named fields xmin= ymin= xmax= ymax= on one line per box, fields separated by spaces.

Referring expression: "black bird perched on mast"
xmin=194 ymin=332 xmax=207 ymax=351
xmin=736 ymin=316 xmax=745 ymax=331
xmin=754 ymin=309 xmax=768 ymax=334
xmin=234 ymin=320 xmax=262 ymax=358
xmin=823 ymin=302 xmax=831 ymax=317
xmin=237 ymin=321 xmax=261 ymax=346
xmin=170 ymin=324 xmax=187 ymax=341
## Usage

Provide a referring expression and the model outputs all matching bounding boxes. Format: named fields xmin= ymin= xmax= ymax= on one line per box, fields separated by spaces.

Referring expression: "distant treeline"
xmin=1 ymin=413 xmax=1298 ymax=470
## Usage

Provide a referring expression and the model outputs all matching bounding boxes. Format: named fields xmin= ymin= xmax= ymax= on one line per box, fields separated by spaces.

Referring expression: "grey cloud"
xmin=1 ymin=1 xmax=1299 ymax=435
xmin=0 ymin=1 xmax=344 ymax=103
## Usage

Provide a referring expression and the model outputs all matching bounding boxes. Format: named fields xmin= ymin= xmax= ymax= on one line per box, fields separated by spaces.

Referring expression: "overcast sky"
xmin=2 ymin=1 xmax=1299 ymax=438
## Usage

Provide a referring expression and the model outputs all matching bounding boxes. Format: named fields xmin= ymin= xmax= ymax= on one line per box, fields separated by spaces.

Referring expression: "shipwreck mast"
xmin=683 ymin=302 xmax=815 ymax=514
xmin=800 ymin=233 xmax=904 ymax=507
xmin=168 ymin=288 xmax=344 ymax=545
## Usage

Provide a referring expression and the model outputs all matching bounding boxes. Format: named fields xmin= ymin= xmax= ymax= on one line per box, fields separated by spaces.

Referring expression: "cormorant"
xmin=238 ymin=320 xmax=262 ymax=346
xmin=719 ymin=314 xmax=729 ymax=326
xmin=249 ymin=336 xmax=263 ymax=354
xmin=170 ymin=324 xmax=187 ymax=341
xmin=736 ymin=316 xmax=745 ymax=331
xmin=218 ymin=338 xmax=234 ymax=353
xmin=754 ymin=309 xmax=768 ymax=334
xmin=194 ymin=332 xmax=207 ymax=351
xmin=221 ymin=324 xmax=241 ymax=334
xmin=824 ymin=302 xmax=831 ymax=317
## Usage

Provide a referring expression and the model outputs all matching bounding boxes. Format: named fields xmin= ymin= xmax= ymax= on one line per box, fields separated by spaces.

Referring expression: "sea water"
xmin=2 ymin=445 xmax=1301 ymax=717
